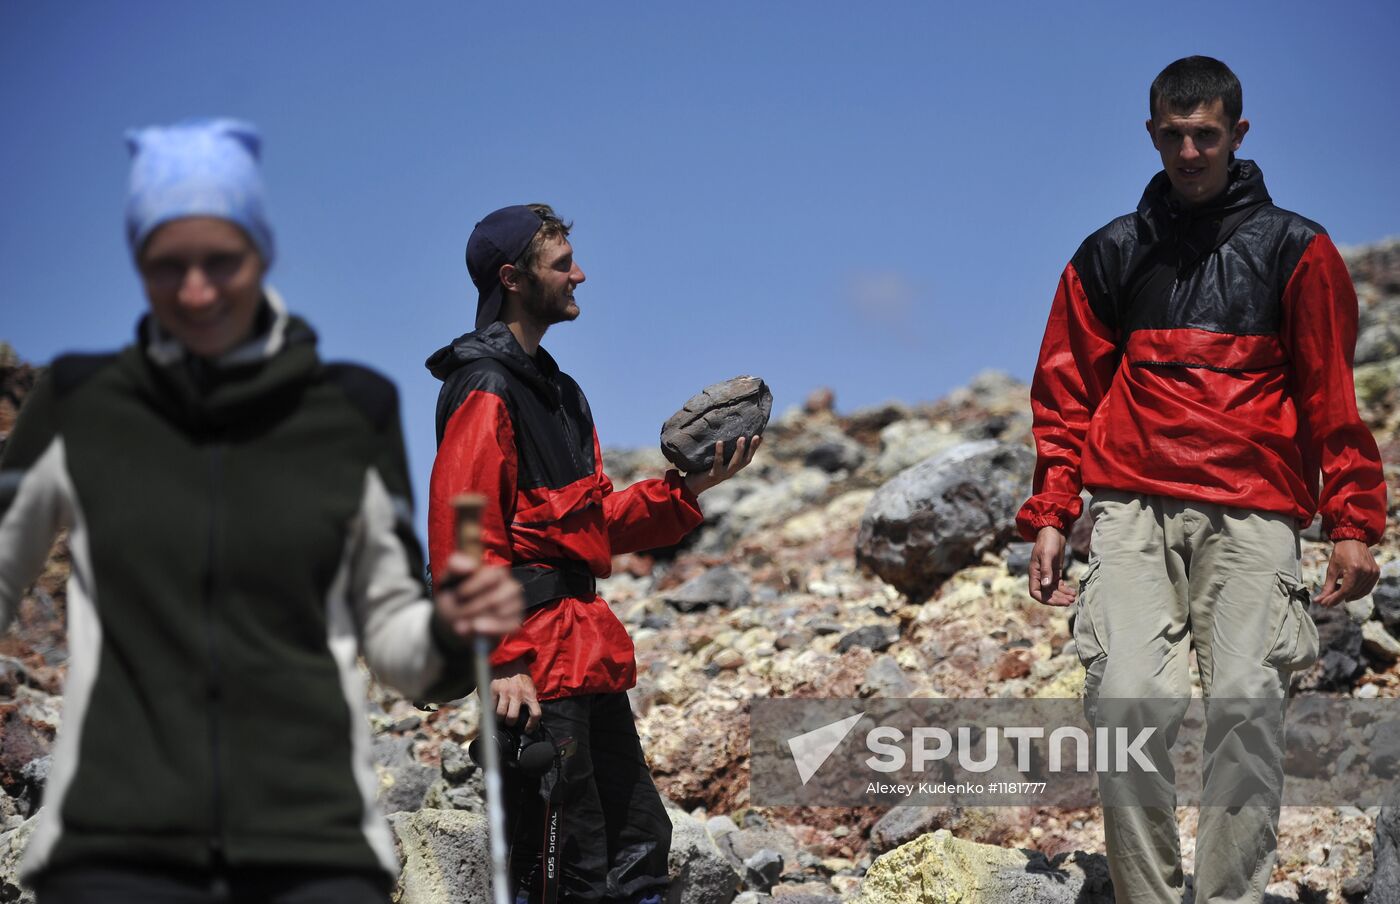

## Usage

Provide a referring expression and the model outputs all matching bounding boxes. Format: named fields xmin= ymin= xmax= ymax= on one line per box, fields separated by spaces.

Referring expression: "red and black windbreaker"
xmin=426 ymin=322 xmax=703 ymax=700
xmin=1018 ymin=159 xmax=1386 ymax=544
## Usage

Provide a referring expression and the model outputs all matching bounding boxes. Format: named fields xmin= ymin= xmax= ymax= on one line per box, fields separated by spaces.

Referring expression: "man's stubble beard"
xmin=522 ymin=288 xmax=579 ymax=327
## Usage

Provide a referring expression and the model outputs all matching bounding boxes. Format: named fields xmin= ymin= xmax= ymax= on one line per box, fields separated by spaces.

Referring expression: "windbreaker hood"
xmin=1138 ymin=158 xmax=1272 ymax=223
xmin=425 ymin=320 xmax=561 ymax=404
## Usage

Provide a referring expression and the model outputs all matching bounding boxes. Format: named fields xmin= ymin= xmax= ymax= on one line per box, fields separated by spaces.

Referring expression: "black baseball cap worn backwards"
xmin=466 ymin=205 xmax=545 ymax=331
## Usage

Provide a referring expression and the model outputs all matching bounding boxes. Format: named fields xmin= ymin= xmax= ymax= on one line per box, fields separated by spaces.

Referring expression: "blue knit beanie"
xmin=124 ymin=118 xmax=275 ymax=266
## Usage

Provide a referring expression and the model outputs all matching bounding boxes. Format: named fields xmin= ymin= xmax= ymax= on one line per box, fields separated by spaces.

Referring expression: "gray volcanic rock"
xmin=662 ymin=376 xmax=773 ymax=472
xmin=1370 ymin=807 xmax=1400 ymax=904
xmin=1373 ymin=560 xmax=1400 ymax=634
xmin=669 ymin=808 xmax=742 ymax=904
xmin=837 ymin=625 xmax=895 ymax=654
xmin=391 ymin=809 xmax=491 ymax=904
xmin=803 ymin=436 xmax=865 ymax=473
xmin=664 ymin=566 xmax=751 ymax=612
xmin=856 ymin=440 xmax=1035 ymax=600
xmin=1300 ymin=601 xmax=1366 ymax=691
xmin=0 ymin=814 xmax=36 ymax=904
xmin=743 ymin=849 xmax=784 ymax=892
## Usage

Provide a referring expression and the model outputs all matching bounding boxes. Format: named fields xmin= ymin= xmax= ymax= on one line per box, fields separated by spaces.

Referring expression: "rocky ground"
xmin=3 ymin=240 xmax=1400 ymax=902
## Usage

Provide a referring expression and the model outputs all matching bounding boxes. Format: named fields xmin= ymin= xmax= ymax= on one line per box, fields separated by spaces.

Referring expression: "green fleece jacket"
xmin=0 ymin=294 xmax=474 ymax=882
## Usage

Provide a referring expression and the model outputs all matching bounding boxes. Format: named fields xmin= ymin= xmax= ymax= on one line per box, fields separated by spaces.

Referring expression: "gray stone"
xmin=856 ymin=441 xmax=1035 ymax=600
xmin=371 ymin=734 xmax=415 ymax=769
xmin=860 ymin=655 xmax=912 ymax=698
xmin=1300 ymin=602 xmax=1366 ymax=690
xmin=1373 ymin=561 xmax=1400 ymax=634
xmin=873 ymin=420 xmax=963 ymax=478
xmin=720 ymin=827 xmax=800 ymax=878
xmin=743 ymin=849 xmax=784 ymax=893
xmin=662 ymin=377 xmax=773 ymax=473
xmin=391 ymin=809 xmax=492 ymax=904
xmin=440 ymin=741 xmax=476 ymax=784
xmin=1348 ymin=594 xmax=1377 ymax=623
xmin=1371 ymin=722 xmax=1400 ymax=778
xmin=1363 ymin=620 xmax=1400 ymax=662
xmin=17 ymin=756 xmax=48 ymax=816
xmin=803 ymin=437 xmax=865 ymax=474
xmin=378 ymin=760 xmax=437 ymax=815
xmin=0 ymin=815 xmax=37 ymax=904
xmin=664 ymin=567 xmax=752 ymax=613
xmin=1356 ymin=320 xmax=1400 ymax=365
xmin=837 ymin=625 xmax=894 ymax=654
xmin=707 ymin=814 xmax=740 ymax=840
xmin=1004 ymin=542 xmax=1034 ymax=577
xmin=1370 ymin=807 xmax=1400 ymax=904
xmin=669 ymin=808 xmax=742 ymax=904
xmin=1284 ymin=719 xmax=1339 ymax=778
xmin=869 ymin=806 xmax=978 ymax=853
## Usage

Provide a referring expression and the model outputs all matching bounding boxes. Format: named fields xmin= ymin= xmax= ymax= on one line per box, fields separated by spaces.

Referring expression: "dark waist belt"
xmin=511 ymin=559 xmax=597 ymax=611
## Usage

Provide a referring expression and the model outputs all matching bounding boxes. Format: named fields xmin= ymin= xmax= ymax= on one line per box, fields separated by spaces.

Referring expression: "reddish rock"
xmin=994 ymin=648 xmax=1033 ymax=680
xmin=804 ymin=387 xmax=835 ymax=415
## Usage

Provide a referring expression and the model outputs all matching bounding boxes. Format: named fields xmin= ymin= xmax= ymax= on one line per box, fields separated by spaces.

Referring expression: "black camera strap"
xmin=531 ymin=736 xmax=578 ymax=904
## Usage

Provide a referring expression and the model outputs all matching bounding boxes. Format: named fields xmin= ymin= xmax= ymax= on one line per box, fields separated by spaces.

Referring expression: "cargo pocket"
xmin=1071 ymin=560 xmax=1107 ymax=668
xmin=1264 ymin=571 xmax=1321 ymax=672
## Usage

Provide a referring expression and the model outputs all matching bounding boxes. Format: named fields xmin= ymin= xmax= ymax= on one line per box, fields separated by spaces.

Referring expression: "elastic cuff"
xmin=1328 ymin=525 xmax=1373 ymax=543
xmin=1017 ymin=512 xmax=1070 ymax=541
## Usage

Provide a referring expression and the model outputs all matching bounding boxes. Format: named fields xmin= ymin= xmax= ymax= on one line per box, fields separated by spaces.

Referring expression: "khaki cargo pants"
xmin=1072 ymin=490 xmax=1320 ymax=904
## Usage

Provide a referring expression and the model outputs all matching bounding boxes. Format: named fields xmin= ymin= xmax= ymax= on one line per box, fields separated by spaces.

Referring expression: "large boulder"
xmin=1370 ymin=807 xmax=1400 ymax=904
xmin=853 ymin=829 xmax=1112 ymax=904
xmin=856 ymin=441 xmax=1034 ymax=600
xmin=391 ymin=809 xmax=491 ymax=904
xmin=662 ymin=377 xmax=773 ymax=473
xmin=669 ymin=808 xmax=742 ymax=904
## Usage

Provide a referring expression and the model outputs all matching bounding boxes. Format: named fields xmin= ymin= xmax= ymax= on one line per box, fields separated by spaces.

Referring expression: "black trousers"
xmin=507 ymin=692 xmax=671 ymax=904
xmin=32 ymin=864 xmax=390 ymax=904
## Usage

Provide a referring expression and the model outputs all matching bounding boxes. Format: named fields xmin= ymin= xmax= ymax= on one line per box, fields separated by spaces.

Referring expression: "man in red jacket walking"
xmin=1018 ymin=57 xmax=1386 ymax=903
xmin=426 ymin=204 xmax=758 ymax=904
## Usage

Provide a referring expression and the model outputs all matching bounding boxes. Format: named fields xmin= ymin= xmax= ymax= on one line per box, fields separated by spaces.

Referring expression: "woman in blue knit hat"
xmin=0 ymin=119 xmax=522 ymax=903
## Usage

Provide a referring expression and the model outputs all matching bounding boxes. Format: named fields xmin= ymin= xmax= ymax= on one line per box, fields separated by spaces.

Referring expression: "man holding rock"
xmin=1018 ymin=57 xmax=1386 ymax=903
xmin=425 ymin=204 xmax=759 ymax=904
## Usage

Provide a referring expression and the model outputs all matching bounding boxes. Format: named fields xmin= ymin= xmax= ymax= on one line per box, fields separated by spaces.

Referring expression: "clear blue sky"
xmin=3 ymin=2 xmax=1397 ymax=521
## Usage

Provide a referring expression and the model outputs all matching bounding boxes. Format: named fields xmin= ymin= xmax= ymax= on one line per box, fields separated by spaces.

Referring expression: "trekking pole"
xmin=453 ymin=494 xmax=512 ymax=904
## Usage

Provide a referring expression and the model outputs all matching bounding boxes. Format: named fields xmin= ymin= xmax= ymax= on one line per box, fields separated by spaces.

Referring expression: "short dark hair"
xmin=1149 ymin=56 xmax=1242 ymax=126
xmin=515 ymin=203 xmax=572 ymax=275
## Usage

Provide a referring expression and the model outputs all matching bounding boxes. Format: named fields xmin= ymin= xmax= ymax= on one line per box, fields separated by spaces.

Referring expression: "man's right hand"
xmin=490 ymin=658 xmax=542 ymax=733
xmin=1028 ymin=526 xmax=1077 ymax=607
